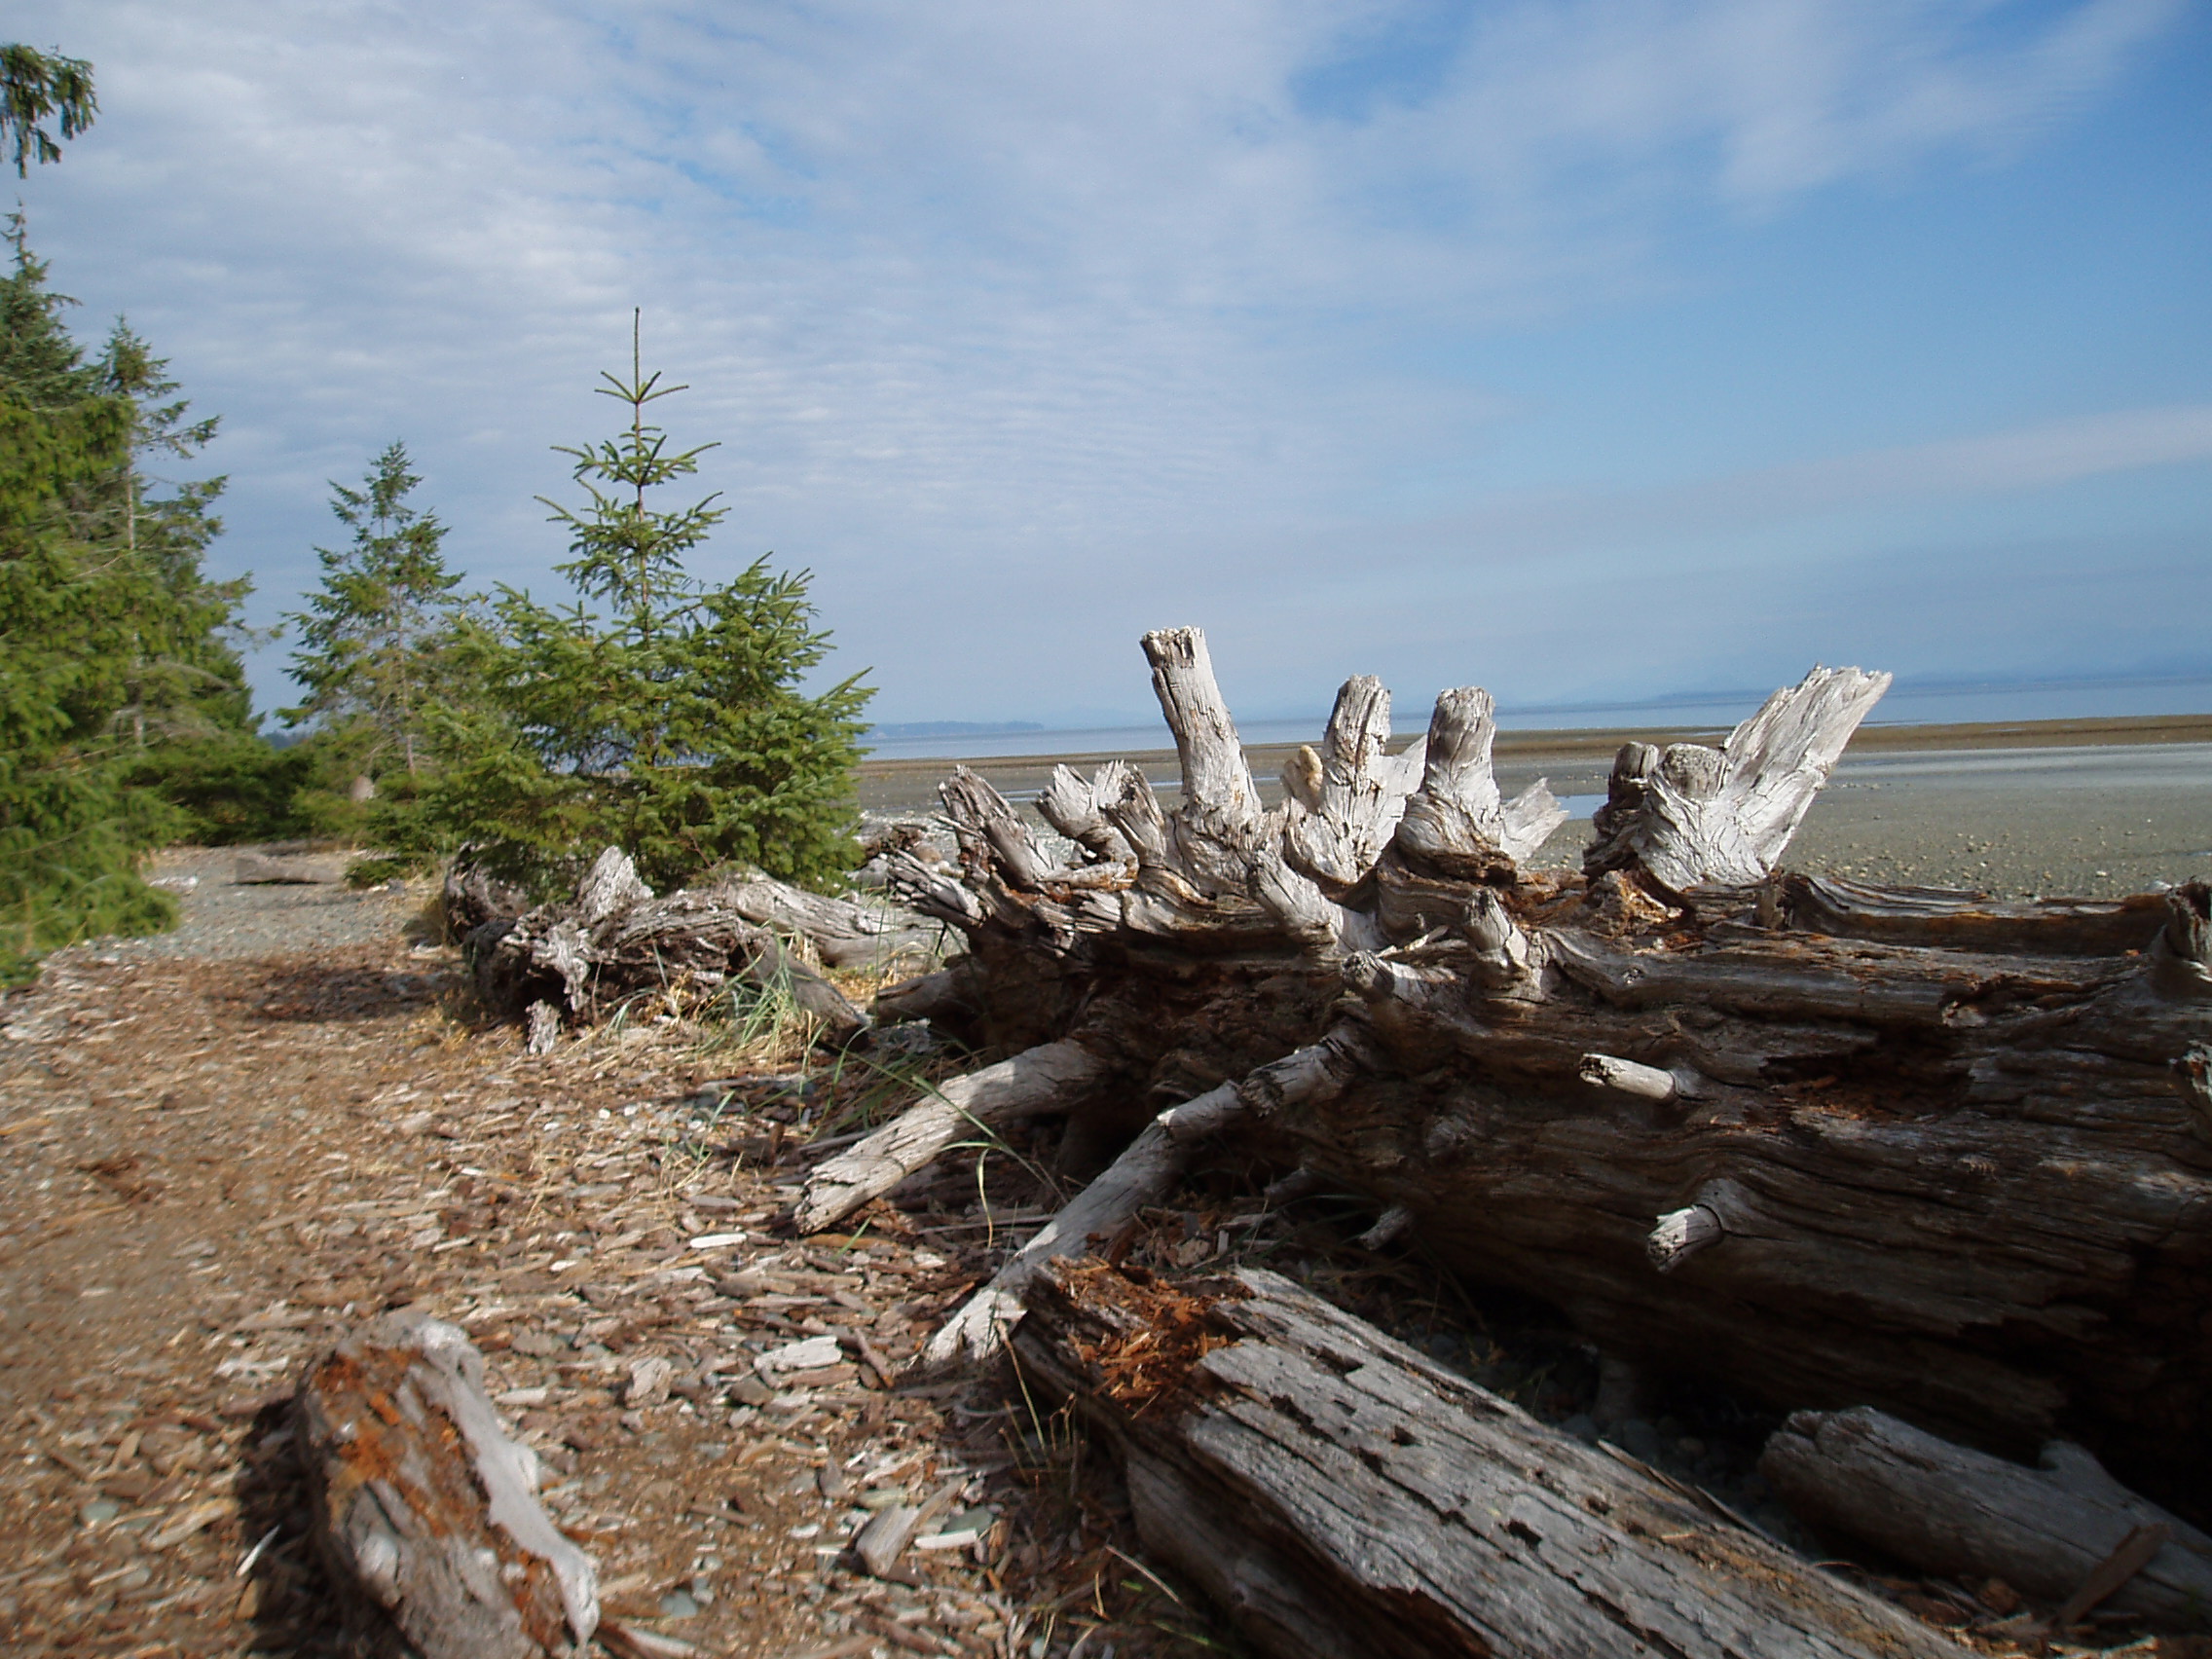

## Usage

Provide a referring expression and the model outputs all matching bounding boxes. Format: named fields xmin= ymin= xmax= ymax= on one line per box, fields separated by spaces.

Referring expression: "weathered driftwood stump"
xmin=1014 ymin=1260 xmax=1969 ymax=1659
xmin=458 ymin=847 xmax=904 ymax=1042
xmin=296 ymin=1310 xmax=599 ymax=1659
xmin=832 ymin=626 xmax=2212 ymax=1510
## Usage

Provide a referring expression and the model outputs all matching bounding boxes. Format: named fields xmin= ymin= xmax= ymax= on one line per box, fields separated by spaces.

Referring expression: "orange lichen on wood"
xmin=1054 ymin=1259 xmax=1247 ymax=1417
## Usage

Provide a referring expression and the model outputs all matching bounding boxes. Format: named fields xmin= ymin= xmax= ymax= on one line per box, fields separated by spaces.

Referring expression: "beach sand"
xmin=856 ymin=713 xmax=2212 ymax=901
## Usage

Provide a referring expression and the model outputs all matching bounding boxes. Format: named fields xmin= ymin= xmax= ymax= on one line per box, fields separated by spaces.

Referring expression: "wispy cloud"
xmin=22 ymin=0 xmax=2199 ymax=721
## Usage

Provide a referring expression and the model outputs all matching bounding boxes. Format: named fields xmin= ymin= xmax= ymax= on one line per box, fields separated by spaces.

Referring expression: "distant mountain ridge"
xmin=868 ymin=719 xmax=1048 ymax=739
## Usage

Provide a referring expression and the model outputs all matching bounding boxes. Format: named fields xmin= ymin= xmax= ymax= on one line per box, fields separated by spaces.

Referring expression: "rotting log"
xmin=296 ymin=1310 xmax=599 ymax=1659
xmin=235 ymin=849 xmax=346 ymax=885
xmin=870 ymin=625 xmax=2212 ymax=1508
xmin=463 ymin=848 xmax=870 ymax=1043
xmin=1012 ymin=1260 xmax=1969 ymax=1659
xmin=1759 ymin=1407 xmax=2212 ymax=1631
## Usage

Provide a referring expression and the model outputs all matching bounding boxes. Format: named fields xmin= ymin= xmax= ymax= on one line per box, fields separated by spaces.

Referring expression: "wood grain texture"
xmin=297 ymin=1311 xmax=599 ymax=1659
xmin=1760 ymin=1407 xmax=2212 ymax=1629
xmin=1014 ymin=1262 xmax=1967 ymax=1659
xmin=794 ymin=1038 xmax=1114 ymax=1233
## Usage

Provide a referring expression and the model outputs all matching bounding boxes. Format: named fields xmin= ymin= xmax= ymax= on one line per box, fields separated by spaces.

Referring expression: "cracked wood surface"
xmin=1015 ymin=1263 xmax=1967 ymax=1659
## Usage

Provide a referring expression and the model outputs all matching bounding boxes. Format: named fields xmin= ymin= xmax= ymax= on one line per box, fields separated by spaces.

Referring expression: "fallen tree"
xmin=1013 ymin=1258 xmax=1970 ymax=1659
xmin=843 ymin=626 xmax=2212 ymax=1511
xmin=452 ymin=848 xmax=946 ymax=1044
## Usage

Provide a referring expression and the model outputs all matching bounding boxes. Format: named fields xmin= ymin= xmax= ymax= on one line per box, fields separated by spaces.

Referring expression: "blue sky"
xmin=15 ymin=0 xmax=2211 ymax=727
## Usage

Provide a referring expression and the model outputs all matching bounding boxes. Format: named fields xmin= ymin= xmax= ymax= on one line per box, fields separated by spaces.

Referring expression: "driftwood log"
xmin=459 ymin=847 xmax=889 ymax=1042
xmin=1760 ymin=1407 xmax=2212 ymax=1630
xmin=296 ymin=1310 xmax=599 ymax=1659
xmin=841 ymin=626 xmax=2212 ymax=1511
xmin=1014 ymin=1259 xmax=1968 ymax=1659
xmin=709 ymin=868 xmax=947 ymax=972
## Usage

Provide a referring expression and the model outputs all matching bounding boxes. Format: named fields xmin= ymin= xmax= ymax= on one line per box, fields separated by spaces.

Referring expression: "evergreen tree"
xmin=0 ymin=45 xmax=95 ymax=176
xmin=0 ymin=221 xmax=254 ymax=977
xmin=408 ymin=319 xmax=871 ymax=893
xmin=283 ymin=442 xmax=467 ymax=776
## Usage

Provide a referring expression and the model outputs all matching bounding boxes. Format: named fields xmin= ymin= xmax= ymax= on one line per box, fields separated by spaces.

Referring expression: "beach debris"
xmin=874 ymin=626 xmax=2212 ymax=1512
xmin=1014 ymin=1258 xmax=1966 ymax=1659
xmin=233 ymin=850 xmax=347 ymax=884
xmin=1759 ymin=1406 xmax=2212 ymax=1630
xmin=296 ymin=1309 xmax=599 ymax=1659
xmin=461 ymin=848 xmax=876 ymax=1044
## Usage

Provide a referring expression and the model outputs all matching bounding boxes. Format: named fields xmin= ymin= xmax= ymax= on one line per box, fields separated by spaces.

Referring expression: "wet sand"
xmin=857 ymin=714 xmax=2212 ymax=901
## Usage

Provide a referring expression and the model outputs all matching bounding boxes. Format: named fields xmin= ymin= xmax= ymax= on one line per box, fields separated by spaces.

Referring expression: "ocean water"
xmin=860 ymin=675 xmax=2212 ymax=762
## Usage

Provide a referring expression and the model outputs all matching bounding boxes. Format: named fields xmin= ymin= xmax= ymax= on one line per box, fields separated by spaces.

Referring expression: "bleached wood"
xmin=1099 ymin=759 xmax=1172 ymax=867
xmin=1015 ymin=1264 xmax=1967 ymax=1659
xmin=233 ymin=850 xmax=344 ymax=885
xmin=920 ymin=1030 xmax=1370 ymax=1370
xmin=941 ymin=765 xmax=1058 ymax=891
xmin=298 ymin=1311 xmax=599 ymax=1659
xmin=1142 ymin=626 xmax=1260 ymax=830
xmin=1461 ymin=887 xmax=1537 ymax=992
xmin=1781 ymin=873 xmax=2168 ymax=956
xmin=1039 ymin=763 xmax=1136 ymax=865
xmin=1646 ymin=1203 xmax=1723 ymax=1272
xmin=1281 ymin=677 xmax=1425 ymax=895
xmin=879 ymin=847 xmax=988 ymax=927
xmin=1392 ymin=686 xmax=1567 ymax=876
xmin=471 ymin=859 xmax=867 ymax=1040
xmin=1248 ymin=845 xmax=1384 ymax=957
xmin=1579 ymin=1052 xmax=1678 ymax=1102
xmin=793 ymin=1039 xmax=1113 ymax=1233
xmin=881 ymin=630 xmax=2212 ymax=1505
xmin=574 ymin=845 xmax=653 ymax=922
xmin=1759 ymin=1407 xmax=2212 ymax=1628
xmin=709 ymin=868 xmax=942 ymax=971
xmin=1599 ymin=667 xmax=1891 ymax=893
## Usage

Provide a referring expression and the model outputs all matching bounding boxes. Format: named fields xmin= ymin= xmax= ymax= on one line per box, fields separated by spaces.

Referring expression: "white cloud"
xmin=17 ymin=0 xmax=2195 ymax=721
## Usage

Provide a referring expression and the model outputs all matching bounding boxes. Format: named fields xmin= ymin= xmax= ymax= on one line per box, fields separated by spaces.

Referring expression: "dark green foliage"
xmin=402 ymin=321 xmax=871 ymax=895
xmin=283 ymin=442 xmax=470 ymax=777
xmin=118 ymin=736 xmax=316 ymax=846
xmin=0 ymin=220 xmax=249 ymax=980
xmin=0 ymin=45 xmax=95 ymax=177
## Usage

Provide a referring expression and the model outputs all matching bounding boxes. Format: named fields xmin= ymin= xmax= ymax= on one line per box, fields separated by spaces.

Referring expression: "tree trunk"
xmin=873 ymin=626 xmax=2212 ymax=1511
xmin=1012 ymin=1259 xmax=1969 ymax=1659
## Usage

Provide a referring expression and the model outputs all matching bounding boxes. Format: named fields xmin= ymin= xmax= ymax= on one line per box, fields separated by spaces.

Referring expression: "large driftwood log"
xmin=873 ymin=625 xmax=2212 ymax=1509
xmin=465 ymin=848 xmax=869 ymax=1042
xmin=296 ymin=1310 xmax=599 ymax=1659
xmin=1759 ymin=1407 xmax=2212 ymax=1630
xmin=1013 ymin=1260 xmax=1968 ymax=1659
